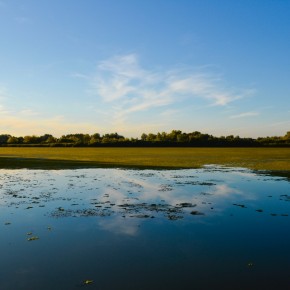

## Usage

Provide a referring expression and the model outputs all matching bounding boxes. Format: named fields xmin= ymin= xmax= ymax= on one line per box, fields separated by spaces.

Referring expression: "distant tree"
xmin=177 ymin=133 xmax=188 ymax=142
xmin=46 ymin=136 xmax=57 ymax=143
xmin=101 ymin=136 xmax=110 ymax=143
xmin=7 ymin=136 xmax=19 ymax=144
xmin=83 ymin=134 xmax=91 ymax=144
xmin=58 ymin=136 xmax=73 ymax=143
xmin=39 ymin=134 xmax=54 ymax=143
xmin=89 ymin=133 xmax=101 ymax=145
xmin=0 ymin=134 xmax=10 ymax=144
xmin=23 ymin=135 xmax=40 ymax=144
xmin=168 ymin=130 xmax=182 ymax=141
xmin=141 ymin=133 xmax=147 ymax=141
xmin=101 ymin=133 xmax=125 ymax=143
xmin=17 ymin=137 xmax=24 ymax=144
xmin=1 ymin=130 xmax=290 ymax=147
xmin=146 ymin=133 xmax=157 ymax=141
xmin=92 ymin=133 xmax=101 ymax=140
xmin=284 ymin=131 xmax=290 ymax=140
xmin=155 ymin=132 xmax=168 ymax=141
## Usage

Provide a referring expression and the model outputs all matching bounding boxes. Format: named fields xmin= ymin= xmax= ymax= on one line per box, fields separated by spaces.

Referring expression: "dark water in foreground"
xmin=0 ymin=166 xmax=290 ymax=290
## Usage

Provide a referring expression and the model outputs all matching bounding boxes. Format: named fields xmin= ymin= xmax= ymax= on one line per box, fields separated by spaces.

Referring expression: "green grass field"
xmin=0 ymin=147 xmax=290 ymax=171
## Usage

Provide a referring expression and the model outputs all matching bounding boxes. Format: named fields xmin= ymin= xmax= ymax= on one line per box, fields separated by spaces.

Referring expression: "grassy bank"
xmin=0 ymin=147 xmax=290 ymax=171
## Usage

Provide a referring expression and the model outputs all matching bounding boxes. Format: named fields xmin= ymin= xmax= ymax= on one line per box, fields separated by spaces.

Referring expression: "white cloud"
xmin=229 ymin=111 xmax=259 ymax=119
xmin=0 ymin=54 xmax=254 ymax=137
xmin=98 ymin=216 xmax=140 ymax=236
xmin=89 ymin=54 xmax=250 ymax=127
xmin=98 ymin=54 xmax=146 ymax=79
xmin=211 ymin=184 xmax=241 ymax=196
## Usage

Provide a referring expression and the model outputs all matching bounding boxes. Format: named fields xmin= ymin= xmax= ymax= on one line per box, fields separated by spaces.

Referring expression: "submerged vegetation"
xmin=1 ymin=130 xmax=290 ymax=147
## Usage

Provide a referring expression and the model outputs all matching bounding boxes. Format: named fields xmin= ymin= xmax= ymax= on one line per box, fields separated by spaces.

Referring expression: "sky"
xmin=0 ymin=0 xmax=289 ymax=138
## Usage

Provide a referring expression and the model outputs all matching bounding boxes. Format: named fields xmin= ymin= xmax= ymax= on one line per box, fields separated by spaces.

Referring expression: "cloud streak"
xmin=0 ymin=54 xmax=255 ymax=137
xmin=229 ymin=111 xmax=259 ymax=119
xmin=90 ymin=54 xmax=249 ymax=125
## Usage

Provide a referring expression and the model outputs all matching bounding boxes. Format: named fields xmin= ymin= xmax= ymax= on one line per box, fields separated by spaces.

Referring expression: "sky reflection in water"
xmin=0 ymin=166 xmax=290 ymax=289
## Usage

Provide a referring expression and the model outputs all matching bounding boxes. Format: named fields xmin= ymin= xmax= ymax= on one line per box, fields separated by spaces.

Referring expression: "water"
xmin=0 ymin=166 xmax=290 ymax=289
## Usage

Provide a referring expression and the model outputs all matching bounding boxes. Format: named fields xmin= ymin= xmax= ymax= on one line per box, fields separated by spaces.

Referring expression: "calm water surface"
xmin=0 ymin=166 xmax=290 ymax=290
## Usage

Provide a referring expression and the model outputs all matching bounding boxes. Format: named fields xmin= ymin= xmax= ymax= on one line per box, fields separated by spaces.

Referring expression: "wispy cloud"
xmin=229 ymin=111 xmax=259 ymax=119
xmin=89 ymin=54 xmax=250 ymax=125
xmin=0 ymin=54 xmax=254 ymax=137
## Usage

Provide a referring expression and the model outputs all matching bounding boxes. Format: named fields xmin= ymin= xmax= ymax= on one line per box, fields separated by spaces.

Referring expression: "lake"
xmin=0 ymin=166 xmax=290 ymax=289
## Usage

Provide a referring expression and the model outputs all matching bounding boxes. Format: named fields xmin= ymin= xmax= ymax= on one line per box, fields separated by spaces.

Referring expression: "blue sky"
xmin=0 ymin=0 xmax=289 ymax=137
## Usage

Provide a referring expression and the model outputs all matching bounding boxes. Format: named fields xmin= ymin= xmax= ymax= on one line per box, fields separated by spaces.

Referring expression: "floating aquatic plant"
xmin=27 ymin=236 xmax=39 ymax=241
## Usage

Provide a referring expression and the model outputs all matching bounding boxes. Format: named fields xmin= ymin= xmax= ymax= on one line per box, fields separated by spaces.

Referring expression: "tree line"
xmin=0 ymin=130 xmax=290 ymax=147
